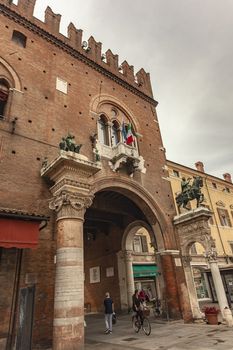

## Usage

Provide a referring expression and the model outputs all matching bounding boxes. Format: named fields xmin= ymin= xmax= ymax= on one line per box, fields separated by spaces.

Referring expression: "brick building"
xmin=0 ymin=1 xmax=192 ymax=349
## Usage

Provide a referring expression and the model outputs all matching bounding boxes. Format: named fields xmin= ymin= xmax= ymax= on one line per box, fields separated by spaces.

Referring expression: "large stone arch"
xmin=122 ymin=220 xmax=157 ymax=251
xmin=90 ymin=175 xmax=174 ymax=250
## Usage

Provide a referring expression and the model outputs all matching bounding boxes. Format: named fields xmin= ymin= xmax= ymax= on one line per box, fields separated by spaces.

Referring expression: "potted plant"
xmin=202 ymin=306 xmax=219 ymax=325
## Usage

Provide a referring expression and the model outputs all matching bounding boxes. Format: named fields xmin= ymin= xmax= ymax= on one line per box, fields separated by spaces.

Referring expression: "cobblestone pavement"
xmin=85 ymin=314 xmax=233 ymax=350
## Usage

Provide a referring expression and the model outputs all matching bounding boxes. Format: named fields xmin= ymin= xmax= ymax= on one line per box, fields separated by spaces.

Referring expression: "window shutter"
xmin=141 ymin=235 xmax=148 ymax=252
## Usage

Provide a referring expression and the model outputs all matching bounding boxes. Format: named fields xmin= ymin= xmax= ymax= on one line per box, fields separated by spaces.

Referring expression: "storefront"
xmin=133 ymin=264 xmax=159 ymax=298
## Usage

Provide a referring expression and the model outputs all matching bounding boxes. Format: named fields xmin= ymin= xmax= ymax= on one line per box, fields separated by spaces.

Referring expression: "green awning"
xmin=133 ymin=264 xmax=158 ymax=278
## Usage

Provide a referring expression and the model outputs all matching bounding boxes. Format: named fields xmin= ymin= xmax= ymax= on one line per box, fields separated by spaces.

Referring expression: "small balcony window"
xmin=98 ymin=115 xmax=109 ymax=146
xmin=111 ymin=120 xmax=120 ymax=146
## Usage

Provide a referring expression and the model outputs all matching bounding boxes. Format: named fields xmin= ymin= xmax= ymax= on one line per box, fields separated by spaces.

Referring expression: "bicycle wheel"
xmin=142 ymin=317 xmax=151 ymax=336
xmin=132 ymin=316 xmax=140 ymax=333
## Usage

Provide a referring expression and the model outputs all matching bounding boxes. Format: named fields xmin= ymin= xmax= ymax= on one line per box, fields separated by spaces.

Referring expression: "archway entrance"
xmin=83 ymin=190 xmax=160 ymax=313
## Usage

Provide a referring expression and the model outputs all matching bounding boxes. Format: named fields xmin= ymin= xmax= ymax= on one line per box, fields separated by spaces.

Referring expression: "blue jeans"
xmin=105 ymin=313 xmax=113 ymax=331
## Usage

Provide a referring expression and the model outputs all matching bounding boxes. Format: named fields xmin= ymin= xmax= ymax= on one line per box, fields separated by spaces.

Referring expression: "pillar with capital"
xmin=41 ymin=151 xmax=101 ymax=350
xmin=206 ymin=247 xmax=228 ymax=315
xmin=124 ymin=250 xmax=135 ymax=308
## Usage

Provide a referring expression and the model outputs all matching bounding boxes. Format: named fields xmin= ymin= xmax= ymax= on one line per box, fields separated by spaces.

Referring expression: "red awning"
xmin=0 ymin=219 xmax=40 ymax=249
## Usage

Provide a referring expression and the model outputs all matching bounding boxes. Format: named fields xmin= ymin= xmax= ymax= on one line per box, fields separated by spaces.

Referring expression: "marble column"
xmin=50 ymin=192 xmax=92 ymax=350
xmin=124 ymin=250 xmax=135 ymax=309
xmin=41 ymin=151 xmax=101 ymax=350
xmin=206 ymin=248 xmax=228 ymax=316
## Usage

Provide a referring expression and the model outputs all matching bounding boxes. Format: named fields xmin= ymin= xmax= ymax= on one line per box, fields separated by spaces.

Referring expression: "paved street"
xmin=85 ymin=314 xmax=233 ymax=350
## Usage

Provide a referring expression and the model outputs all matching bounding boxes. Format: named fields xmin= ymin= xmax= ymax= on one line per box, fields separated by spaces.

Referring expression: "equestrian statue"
xmin=175 ymin=175 xmax=204 ymax=210
xmin=59 ymin=133 xmax=82 ymax=153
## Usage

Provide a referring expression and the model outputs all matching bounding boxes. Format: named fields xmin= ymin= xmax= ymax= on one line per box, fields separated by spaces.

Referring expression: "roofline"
xmin=167 ymin=159 xmax=233 ymax=187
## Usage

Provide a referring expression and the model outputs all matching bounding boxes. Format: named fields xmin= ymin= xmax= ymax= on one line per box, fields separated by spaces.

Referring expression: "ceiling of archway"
xmin=84 ymin=190 xmax=148 ymax=234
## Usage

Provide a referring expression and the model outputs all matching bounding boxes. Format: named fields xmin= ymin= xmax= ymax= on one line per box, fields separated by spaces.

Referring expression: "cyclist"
xmin=132 ymin=289 xmax=143 ymax=324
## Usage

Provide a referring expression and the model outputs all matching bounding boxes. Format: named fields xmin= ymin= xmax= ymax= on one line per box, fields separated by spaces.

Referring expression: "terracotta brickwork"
xmin=0 ymin=1 xmax=191 ymax=348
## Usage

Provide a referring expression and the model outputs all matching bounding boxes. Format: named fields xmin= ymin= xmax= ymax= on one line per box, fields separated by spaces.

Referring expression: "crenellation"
xmin=87 ymin=36 xmax=102 ymax=63
xmin=105 ymin=49 xmax=119 ymax=70
xmin=44 ymin=6 xmax=61 ymax=35
xmin=67 ymin=22 xmax=83 ymax=51
xmin=0 ymin=0 xmax=154 ymax=98
xmin=17 ymin=0 xmax=36 ymax=17
xmin=121 ymin=61 xmax=134 ymax=82
xmin=136 ymin=68 xmax=153 ymax=96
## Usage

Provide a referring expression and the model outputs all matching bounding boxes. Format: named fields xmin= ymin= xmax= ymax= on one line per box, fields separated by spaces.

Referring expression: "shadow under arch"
xmin=91 ymin=175 xmax=174 ymax=250
xmin=0 ymin=57 xmax=21 ymax=90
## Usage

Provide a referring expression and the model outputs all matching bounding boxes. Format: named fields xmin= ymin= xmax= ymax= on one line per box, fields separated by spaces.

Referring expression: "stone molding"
xmin=156 ymin=249 xmax=180 ymax=256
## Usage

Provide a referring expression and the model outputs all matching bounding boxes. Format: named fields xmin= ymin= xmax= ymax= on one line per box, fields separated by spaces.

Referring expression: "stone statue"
xmin=59 ymin=133 xmax=82 ymax=153
xmin=176 ymin=176 xmax=204 ymax=210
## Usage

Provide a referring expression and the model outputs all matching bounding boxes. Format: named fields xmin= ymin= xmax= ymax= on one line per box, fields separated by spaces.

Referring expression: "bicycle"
xmin=132 ymin=312 xmax=151 ymax=336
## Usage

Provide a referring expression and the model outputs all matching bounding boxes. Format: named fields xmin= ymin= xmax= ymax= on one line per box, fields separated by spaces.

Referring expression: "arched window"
xmin=98 ymin=115 xmax=109 ymax=145
xmin=0 ymin=79 xmax=10 ymax=117
xmin=111 ymin=120 xmax=120 ymax=146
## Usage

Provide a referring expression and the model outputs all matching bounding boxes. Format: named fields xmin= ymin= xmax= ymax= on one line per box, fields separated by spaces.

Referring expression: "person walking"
xmin=104 ymin=292 xmax=114 ymax=334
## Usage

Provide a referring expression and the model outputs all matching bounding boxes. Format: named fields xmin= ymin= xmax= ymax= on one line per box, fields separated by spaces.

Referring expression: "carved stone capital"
xmin=182 ymin=255 xmax=192 ymax=267
xmin=124 ymin=250 xmax=133 ymax=262
xmin=205 ymin=247 xmax=218 ymax=263
xmin=49 ymin=190 xmax=93 ymax=220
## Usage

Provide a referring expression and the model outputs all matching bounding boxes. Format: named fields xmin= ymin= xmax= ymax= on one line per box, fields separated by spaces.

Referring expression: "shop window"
xmin=111 ymin=120 xmax=120 ymax=146
xmin=173 ymin=170 xmax=180 ymax=177
xmin=133 ymin=235 xmax=148 ymax=253
xmin=12 ymin=30 xmax=27 ymax=48
xmin=0 ymin=79 xmax=10 ymax=118
xmin=98 ymin=115 xmax=109 ymax=146
xmin=193 ymin=268 xmax=209 ymax=299
xmin=217 ymin=208 xmax=232 ymax=227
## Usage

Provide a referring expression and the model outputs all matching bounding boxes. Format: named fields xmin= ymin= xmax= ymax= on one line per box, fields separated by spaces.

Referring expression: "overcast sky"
xmin=31 ymin=0 xmax=232 ymax=179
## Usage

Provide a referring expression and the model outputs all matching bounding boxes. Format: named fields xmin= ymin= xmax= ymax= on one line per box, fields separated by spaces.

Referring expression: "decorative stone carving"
xmin=216 ymin=200 xmax=225 ymax=207
xmin=182 ymin=255 xmax=192 ymax=267
xmin=49 ymin=190 xmax=93 ymax=219
xmin=124 ymin=250 xmax=133 ymax=262
xmin=205 ymin=247 xmax=218 ymax=262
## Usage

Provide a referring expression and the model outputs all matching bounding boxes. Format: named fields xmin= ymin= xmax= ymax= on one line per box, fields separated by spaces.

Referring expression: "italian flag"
xmin=126 ymin=123 xmax=134 ymax=145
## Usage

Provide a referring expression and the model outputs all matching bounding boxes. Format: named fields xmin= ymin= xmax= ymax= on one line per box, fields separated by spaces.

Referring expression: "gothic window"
xmin=111 ymin=120 xmax=120 ymax=146
xmin=217 ymin=208 xmax=232 ymax=227
xmin=98 ymin=115 xmax=109 ymax=146
xmin=0 ymin=79 xmax=10 ymax=118
xmin=12 ymin=30 xmax=27 ymax=48
xmin=133 ymin=235 xmax=148 ymax=253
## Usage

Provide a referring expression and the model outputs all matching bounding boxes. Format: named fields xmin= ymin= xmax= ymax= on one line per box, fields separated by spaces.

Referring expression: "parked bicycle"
xmin=132 ymin=311 xmax=151 ymax=336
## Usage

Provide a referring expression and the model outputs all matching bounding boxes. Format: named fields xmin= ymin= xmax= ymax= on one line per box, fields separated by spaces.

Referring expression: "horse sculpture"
xmin=175 ymin=176 xmax=204 ymax=210
xmin=59 ymin=134 xmax=82 ymax=153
